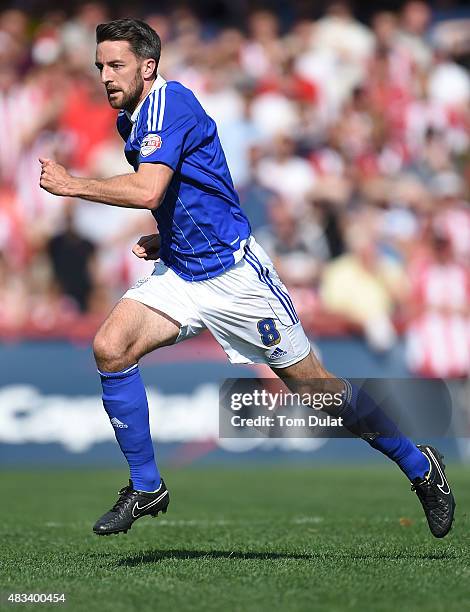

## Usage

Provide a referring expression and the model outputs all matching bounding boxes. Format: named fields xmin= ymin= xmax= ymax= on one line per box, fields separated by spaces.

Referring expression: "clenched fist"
xmin=39 ymin=158 xmax=75 ymax=196
xmin=132 ymin=234 xmax=161 ymax=260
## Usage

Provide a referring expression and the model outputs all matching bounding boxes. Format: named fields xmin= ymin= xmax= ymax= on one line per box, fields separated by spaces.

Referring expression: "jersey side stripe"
xmin=147 ymin=93 xmax=153 ymax=132
xmin=152 ymin=88 xmax=161 ymax=132
xmin=157 ymin=83 xmax=167 ymax=131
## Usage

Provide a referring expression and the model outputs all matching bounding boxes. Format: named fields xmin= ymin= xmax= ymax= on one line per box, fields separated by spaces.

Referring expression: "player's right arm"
xmin=39 ymin=158 xmax=173 ymax=210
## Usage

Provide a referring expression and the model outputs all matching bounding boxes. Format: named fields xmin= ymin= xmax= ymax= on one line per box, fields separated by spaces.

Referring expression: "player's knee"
xmin=92 ymin=332 xmax=112 ymax=367
xmin=93 ymin=329 xmax=134 ymax=372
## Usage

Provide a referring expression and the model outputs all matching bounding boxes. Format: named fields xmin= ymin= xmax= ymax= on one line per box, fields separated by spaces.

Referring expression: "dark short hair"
xmin=96 ymin=18 xmax=161 ymax=72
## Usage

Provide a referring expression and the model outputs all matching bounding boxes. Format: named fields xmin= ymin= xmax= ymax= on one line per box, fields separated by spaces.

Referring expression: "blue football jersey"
xmin=117 ymin=75 xmax=251 ymax=281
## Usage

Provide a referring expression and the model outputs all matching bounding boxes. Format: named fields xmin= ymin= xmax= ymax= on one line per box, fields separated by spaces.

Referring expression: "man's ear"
xmin=142 ymin=58 xmax=157 ymax=79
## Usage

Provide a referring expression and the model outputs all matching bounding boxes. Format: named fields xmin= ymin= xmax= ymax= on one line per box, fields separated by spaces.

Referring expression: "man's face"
xmin=95 ymin=40 xmax=144 ymax=111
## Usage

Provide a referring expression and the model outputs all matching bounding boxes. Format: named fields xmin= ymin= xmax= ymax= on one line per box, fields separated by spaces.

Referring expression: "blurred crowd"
xmin=1 ymin=1 xmax=470 ymax=377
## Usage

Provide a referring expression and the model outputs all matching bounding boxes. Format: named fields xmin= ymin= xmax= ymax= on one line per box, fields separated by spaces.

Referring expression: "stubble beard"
xmin=115 ymin=71 xmax=145 ymax=113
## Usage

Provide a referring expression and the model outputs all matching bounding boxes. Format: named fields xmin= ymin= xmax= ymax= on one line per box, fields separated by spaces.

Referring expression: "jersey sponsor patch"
xmin=140 ymin=134 xmax=162 ymax=157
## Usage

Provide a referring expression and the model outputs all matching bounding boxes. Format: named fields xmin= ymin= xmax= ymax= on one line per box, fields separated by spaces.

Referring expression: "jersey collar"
xmin=127 ymin=74 xmax=167 ymax=123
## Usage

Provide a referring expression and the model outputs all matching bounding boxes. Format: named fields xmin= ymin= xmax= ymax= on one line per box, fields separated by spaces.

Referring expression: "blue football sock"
xmin=339 ymin=379 xmax=430 ymax=481
xmin=99 ymin=364 xmax=161 ymax=492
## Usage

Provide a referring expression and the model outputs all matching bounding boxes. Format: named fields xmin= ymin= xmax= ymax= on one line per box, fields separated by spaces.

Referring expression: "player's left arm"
xmin=39 ymin=158 xmax=173 ymax=210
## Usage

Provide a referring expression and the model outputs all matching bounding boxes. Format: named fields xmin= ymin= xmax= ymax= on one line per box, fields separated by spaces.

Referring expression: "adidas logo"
xmin=269 ymin=347 xmax=288 ymax=360
xmin=110 ymin=417 xmax=128 ymax=429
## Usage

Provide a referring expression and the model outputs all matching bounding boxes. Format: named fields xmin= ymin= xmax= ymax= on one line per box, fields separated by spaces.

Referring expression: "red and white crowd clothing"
xmin=406 ymin=259 xmax=470 ymax=378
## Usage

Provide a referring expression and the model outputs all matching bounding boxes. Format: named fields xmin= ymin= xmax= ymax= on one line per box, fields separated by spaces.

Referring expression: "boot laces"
xmin=411 ymin=478 xmax=440 ymax=510
xmin=111 ymin=484 xmax=135 ymax=512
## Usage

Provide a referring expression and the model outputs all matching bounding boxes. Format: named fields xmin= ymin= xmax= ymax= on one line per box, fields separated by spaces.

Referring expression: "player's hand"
xmin=39 ymin=158 xmax=74 ymax=196
xmin=132 ymin=234 xmax=161 ymax=260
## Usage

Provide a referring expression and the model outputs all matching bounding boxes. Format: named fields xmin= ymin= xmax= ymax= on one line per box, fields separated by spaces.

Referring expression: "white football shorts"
xmin=122 ymin=236 xmax=311 ymax=368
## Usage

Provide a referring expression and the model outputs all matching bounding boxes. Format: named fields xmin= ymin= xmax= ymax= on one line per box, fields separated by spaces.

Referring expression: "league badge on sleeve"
xmin=140 ymin=134 xmax=162 ymax=157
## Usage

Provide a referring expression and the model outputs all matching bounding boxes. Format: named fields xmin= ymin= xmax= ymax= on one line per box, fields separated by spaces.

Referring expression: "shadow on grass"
xmin=118 ymin=550 xmax=313 ymax=565
xmin=116 ymin=548 xmax=457 ymax=566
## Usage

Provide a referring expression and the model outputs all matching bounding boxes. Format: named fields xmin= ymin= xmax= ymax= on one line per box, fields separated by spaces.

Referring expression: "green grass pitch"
xmin=1 ymin=466 xmax=470 ymax=612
